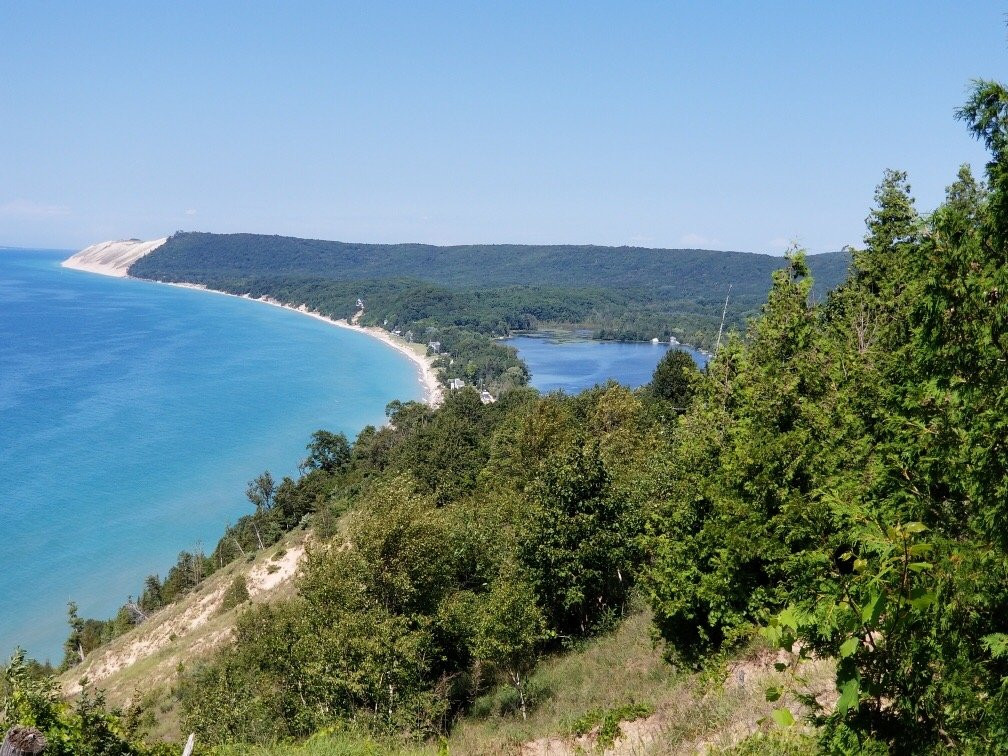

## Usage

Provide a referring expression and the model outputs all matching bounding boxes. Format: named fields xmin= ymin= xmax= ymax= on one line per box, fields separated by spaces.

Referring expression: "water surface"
xmin=506 ymin=333 xmax=707 ymax=394
xmin=0 ymin=249 xmax=420 ymax=661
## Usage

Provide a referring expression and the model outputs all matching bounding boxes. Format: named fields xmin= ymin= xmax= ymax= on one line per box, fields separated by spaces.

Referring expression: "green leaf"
xmin=771 ymin=708 xmax=795 ymax=728
xmin=839 ymin=637 xmax=859 ymax=658
xmin=778 ymin=606 xmax=799 ymax=631
xmin=908 ymin=587 xmax=935 ymax=611
xmin=836 ymin=677 xmax=859 ymax=715
xmin=861 ymin=592 xmax=887 ymax=626
xmin=907 ymin=562 xmax=933 ymax=573
xmin=908 ymin=543 xmax=933 ymax=556
xmin=853 ymin=558 xmax=868 ymax=572
xmin=766 ymin=685 xmax=782 ymax=702
xmin=774 ymin=662 xmax=788 ymax=672
xmin=761 ymin=625 xmax=782 ymax=647
xmin=982 ymin=633 xmax=1008 ymax=658
xmin=904 ymin=522 xmax=928 ymax=534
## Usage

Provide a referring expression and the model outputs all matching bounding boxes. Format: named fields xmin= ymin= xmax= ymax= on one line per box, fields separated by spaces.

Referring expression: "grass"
xmin=62 ymin=515 xmax=834 ymax=754
xmin=446 ymin=608 xmax=675 ymax=753
xmin=57 ymin=527 xmax=311 ymax=743
xmin=212 ymin=605 xmax=835 ymax=755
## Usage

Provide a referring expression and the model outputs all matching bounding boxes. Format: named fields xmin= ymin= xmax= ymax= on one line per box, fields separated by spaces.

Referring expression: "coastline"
xmin=61 ymin=255 xmax=443 ymax=408
xmin=164 ymin=282 xmax=444 ymax=408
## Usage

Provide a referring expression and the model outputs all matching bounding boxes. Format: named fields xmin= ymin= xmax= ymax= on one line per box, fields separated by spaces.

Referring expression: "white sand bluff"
xmin=62 ymin=238 xmax=167 ymax=277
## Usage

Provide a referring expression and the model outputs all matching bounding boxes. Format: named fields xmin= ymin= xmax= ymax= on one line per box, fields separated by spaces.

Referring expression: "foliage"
xmin=645 ymin=78 xmax=1008 ymax=751
xmin=38 ymin=73 xmax=1008 ymax=754
xmin=2 ymin=650 xmax=172 ymax=755
xmin=219 ymin=575 xmax=250 ymax=613
xmin=177 ymin=381 xmax=659 ymax=746
xmin=300 ymin=430 xmax=351 ymax=475
xmin=569 ymin=701 xmax=652 ymax=749
xmin=647 ymin=347 xmax=701 ymax=407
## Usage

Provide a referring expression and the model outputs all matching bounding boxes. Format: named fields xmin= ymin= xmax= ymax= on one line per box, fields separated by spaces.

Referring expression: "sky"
xmin=1 ymin=2 xmax=1004 ymax=253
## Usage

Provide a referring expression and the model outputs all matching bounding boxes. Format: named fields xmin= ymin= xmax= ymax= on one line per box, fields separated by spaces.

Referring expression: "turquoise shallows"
xmin=0 ymin=249 xmax=421 ymax=661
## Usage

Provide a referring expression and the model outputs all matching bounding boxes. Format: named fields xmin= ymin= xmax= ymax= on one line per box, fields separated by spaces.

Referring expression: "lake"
xmin=506 ymin=333 xmax=708 ymax=394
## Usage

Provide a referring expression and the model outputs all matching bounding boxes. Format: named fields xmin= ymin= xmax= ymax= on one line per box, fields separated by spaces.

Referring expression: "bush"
xmin=219 ymin=575 xmax=250 ymax=613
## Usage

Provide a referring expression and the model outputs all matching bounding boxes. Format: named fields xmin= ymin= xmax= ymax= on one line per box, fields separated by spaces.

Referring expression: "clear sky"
xmin=1 ymin=2 xmax=1004 ymax=252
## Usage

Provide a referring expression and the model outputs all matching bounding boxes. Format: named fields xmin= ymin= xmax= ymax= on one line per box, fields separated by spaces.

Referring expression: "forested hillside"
xmin=128 ymin=234 xmax=849 ymax=352
xmin=130 ymin=234 xmax=848 ymax=297
xmin=6 ymin=77 xmax=1008 ymax=756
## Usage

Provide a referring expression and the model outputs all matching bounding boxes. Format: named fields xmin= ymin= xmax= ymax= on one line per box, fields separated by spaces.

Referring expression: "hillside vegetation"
xmin=128 ymin=233 xmax=849 ymax=352
xmin=4 ymin=78 xmax=1008 ymax=755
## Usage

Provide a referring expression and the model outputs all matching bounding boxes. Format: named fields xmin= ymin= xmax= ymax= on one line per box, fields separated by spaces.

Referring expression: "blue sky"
xmin=1 ymin=2 xmax=1003 ymax=252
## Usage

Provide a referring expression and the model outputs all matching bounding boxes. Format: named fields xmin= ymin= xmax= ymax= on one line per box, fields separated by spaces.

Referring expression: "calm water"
xmin=0 ymin=249 xmax=420 ymax=661
xmin=506 ymin=333 xmax=708 ymax=394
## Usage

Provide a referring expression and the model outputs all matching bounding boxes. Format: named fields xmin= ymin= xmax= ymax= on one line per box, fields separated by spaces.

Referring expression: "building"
xmin=480 ymin=390 xmax=496 ymax=405
xmin=448 ymin=378 xmax=466 ymax=390
xmin=427 ymin=341 xmax=441 ymax=353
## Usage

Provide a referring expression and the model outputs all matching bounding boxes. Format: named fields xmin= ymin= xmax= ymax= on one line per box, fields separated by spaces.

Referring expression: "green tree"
xmin=519 ymin=437 xmax=641 ymax=638
xmin=245 ymin=471 xmax=276 ymax=549
xmin=300 ymin=429 xmax=351 ymax=474
xmin=472 ymin=573 xmax=547 ymax=720
xmin=648 ymin=348 xmax=700 ymax=407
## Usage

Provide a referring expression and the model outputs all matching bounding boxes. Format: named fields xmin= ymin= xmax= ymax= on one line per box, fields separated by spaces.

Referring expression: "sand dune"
xmin=62 ymin=237 xmax=167 ymax=276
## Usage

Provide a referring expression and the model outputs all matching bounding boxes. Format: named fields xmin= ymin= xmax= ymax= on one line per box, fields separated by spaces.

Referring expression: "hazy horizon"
xmin=2 ymin=2 xmax=1000 ymax=253
xmin=0 ymin=234 xmax=848 ymax=258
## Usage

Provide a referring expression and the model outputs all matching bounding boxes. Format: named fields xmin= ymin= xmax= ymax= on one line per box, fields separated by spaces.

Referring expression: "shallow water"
xmin=506 ymin=333 xmax=707 ymax=394
xmin=0 ymin=249 xmax=420 ymax=661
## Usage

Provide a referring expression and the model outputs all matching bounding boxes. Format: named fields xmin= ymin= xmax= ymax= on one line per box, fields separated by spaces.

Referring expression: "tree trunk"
xmin=511 ymin=670 xmax=527 ymax=720
xmin=1 ymin=727 xmax=47 ymax=756
xmin=252 ymin=521 xmax=265 ymax=550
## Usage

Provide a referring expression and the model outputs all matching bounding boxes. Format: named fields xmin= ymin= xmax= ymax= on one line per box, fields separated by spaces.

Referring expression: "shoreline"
xmin=164 ymin=282 xmax=444 ymax=408
xmin=61 ymin=256 xmax=443 ymax=408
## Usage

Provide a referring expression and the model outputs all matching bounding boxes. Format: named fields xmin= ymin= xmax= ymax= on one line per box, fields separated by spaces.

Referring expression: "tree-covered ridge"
xmin=129 ymin=233 xmax=848 ymax=298
xmin=127 ymin=234 xmax=850 ymax=352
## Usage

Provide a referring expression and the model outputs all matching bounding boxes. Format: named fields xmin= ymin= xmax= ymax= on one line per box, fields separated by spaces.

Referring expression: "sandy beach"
xmin=62 ymin=245 xmax=443 ymax=407
xmin=166 ymin=282 xmax=444 ymax=407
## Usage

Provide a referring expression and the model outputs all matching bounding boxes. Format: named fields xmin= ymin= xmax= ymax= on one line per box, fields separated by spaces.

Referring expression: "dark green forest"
xmin=128 ymin=233 xmax=849 ymax=354
xmin=6 ymin=79 xmax=1008 ymax=754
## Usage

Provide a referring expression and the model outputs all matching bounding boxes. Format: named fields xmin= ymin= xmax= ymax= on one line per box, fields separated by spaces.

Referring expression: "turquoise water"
xmin=506 ymin=333 xmax=708 ymax=394
xmin=0 ymin=249 xmax=421 ymax=662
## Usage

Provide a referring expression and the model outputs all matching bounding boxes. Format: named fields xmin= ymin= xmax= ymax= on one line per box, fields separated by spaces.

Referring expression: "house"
xmin=356 ymin=298 xmax=364 ymax=309
xmin=480 ymin=390 xmax=496 ymax=405
xmin=392 ymin=328 xmax=402 ymax=336
xmin=427 ymin=341 xmax=441 ymax=353
xmin=448 ymin=378 xmax=466 ymax=390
